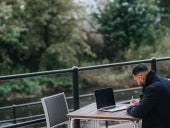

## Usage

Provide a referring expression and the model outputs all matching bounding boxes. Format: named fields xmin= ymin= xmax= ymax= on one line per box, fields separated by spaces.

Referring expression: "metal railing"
xmin=0 ymin=87 xmax=142 ymax=128
xmin=0 ymin=57 xmax=170 ymax=128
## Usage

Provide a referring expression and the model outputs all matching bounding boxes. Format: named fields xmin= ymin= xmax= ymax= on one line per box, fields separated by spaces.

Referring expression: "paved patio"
xmin=108 ymin=122 xmax=133 ymax=128
xmin=82 ymin=121 xmax=134 ymax=128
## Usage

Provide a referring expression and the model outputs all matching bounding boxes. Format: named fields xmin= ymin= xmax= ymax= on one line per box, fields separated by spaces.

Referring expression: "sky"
xmin=74 ymin=0 xmax=106 ymax=14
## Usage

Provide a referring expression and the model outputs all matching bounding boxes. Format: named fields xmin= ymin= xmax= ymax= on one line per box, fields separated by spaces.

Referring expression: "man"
xmin=127 ymin=64 xmax=170 ymax=128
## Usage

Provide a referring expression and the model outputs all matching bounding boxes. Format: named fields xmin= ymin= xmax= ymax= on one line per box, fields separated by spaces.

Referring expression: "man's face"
xmin=133 ymin=73 xmax=145 ymax=86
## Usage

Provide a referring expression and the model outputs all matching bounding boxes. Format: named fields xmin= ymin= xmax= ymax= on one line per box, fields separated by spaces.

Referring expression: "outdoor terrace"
xmin=0 ymin=57 xmax=170 ymax=128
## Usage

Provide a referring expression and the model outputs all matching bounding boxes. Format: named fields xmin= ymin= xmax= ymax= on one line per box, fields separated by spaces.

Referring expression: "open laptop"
xmin=94 ymin=88 xmax=127 ymax=112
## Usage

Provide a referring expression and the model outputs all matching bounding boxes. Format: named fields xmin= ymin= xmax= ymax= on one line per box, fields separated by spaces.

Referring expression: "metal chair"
xmin=41 ymin=92 xmax=69 ymax=128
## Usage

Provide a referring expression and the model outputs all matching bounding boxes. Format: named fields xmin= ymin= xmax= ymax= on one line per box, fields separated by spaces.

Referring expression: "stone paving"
xmin=107 ymin=122 xmax=133 ymax=128
xmin=81 ymin=120 xmax=134 ymax=128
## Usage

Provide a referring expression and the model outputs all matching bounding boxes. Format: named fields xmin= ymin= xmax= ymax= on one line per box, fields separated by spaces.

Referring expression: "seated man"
xmin=127 ymin=64 xmax=170 ymax=128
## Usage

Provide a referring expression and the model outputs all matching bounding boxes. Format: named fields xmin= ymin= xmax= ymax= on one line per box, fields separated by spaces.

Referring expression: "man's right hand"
xmin=130 ymin=99 xmax=139 ymax=105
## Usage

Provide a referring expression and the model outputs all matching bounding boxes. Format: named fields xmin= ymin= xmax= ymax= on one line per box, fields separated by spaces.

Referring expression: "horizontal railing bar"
xmin=0 ymin=87 xmax=141 ymax=110
xmin=1 ymin=57 xmax=170 ymax=81
xmin=0 ymin=101 xmax=41 ymax=110
xmin=0 ymin=68 xmax=73 ymax=80
xmin=1 ymin=99 xmax=132 ymax=128
xmin=0 ymin=97 xmax=73 ymax=109
xmin=156 ymin=57 xmax=170 ymax=61
xmin=14 ymin=114 xmax=44 ymax=122
xmin=78 ymin=87 xmax=142 ymax=99
xmin=0 ymin=109 xmax=73 ymax=124
xmin=79 ymin=57 xmax=170 ymax=71
xmin=114 ymin=87 xmax=142 ymax=93
xmin=0 ymin=87 xmax=141 ymax=126
xmin=0 ymin=114 xmax=44 ymax=124
xmin=1 ymin=118 xmax=45 ymax=128
xmin=79 ymin=59 xmax=152 ymax=71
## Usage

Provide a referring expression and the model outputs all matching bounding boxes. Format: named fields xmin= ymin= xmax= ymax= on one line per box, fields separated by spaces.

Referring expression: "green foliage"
xmin=0 ymin=75 xmax=72 ymax=98
xmin=154 ymin=35 xmax=170 ymax=57
xmin=123 ymin=31 xmax=170 ymax=61
xmin=92 ymin=0 xmax=160 ymax=61
xmin=0 ymin=85 xmax=11 ymax=97
xmin=157 ymin=0 xmax=170 ymax=27
xmin=22 ymin=0 xmax=95 ymax=71
xmin=0 ymin=0 xmax=95 ymax=99
xmin=38 ymin=75 xmax=72 ymax=87
xmin=123 ymin=42 xmax=156 ymax=60
xmin=0 ymin=0 xmax=27 ymax=74
xmin=0 ymin=79 xmax=40 ymax=97
xmin=0 ymin=0 xmax=169 ymax=100
xmin=124 ymin=34 xmax=170 ymax=78
xmin=0 ymin=0 xmax=94 ymax=74
xmin=0 ymin=0 xmax=25 ymax=42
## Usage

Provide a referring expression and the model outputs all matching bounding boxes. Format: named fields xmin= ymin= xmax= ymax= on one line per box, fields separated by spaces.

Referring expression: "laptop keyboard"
xmin=103 ymin=105 xmax=116 ymax=110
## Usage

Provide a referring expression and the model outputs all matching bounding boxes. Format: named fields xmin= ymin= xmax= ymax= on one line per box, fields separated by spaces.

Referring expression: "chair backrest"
xmin=41 ymin=92 xmax=69 ymax=128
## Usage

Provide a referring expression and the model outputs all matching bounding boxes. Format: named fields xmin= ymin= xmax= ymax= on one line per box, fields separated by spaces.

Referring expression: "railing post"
xmin=12 ymin=104 xmax=16 ymax=124
xmin=72 ymin=66 xmax=80 ymax=128
xmin=105 ymin=121 xmax=108 ymax=128
xmin=151 ymin=57 xmax=157 ymax=72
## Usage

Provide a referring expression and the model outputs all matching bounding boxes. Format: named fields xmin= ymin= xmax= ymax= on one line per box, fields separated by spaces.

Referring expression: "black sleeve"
xmin=127 ymin=85 xmax=158 ymax=118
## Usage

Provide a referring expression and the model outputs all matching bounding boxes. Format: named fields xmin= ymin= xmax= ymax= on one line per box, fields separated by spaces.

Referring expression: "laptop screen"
xmin=94 ymin=88 xmax=116 ymax=109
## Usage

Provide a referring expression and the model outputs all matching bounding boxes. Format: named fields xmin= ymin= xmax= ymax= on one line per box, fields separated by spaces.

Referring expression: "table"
xmin=67 ymin=103 xmax=141 ymax=128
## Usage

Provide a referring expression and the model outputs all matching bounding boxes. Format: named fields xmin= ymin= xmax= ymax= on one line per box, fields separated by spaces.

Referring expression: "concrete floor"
xmin=82 ymin=121 xmax=134 ymax=128
xmin=108 ymin=122 xmax=133 ymax=128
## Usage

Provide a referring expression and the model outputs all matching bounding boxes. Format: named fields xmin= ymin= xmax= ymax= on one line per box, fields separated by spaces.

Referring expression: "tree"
xmin=0 ymin=0 xmax=27 ymax=73
xmin=0 ymin=0 xmax=95 ymax=74
xmin=92 ymin=0 xmax=159 ymax=61
xmin=157 ymin=0 xmax=170 ymax=28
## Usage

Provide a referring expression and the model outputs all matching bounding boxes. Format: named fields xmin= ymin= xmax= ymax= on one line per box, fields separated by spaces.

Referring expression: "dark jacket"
xmin=127 ymin=71 xmax=170 ymax=128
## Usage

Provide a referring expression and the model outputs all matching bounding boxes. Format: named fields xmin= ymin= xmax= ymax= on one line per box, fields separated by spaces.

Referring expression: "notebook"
xmin=94 ymin=88 xmax=127 ymax=112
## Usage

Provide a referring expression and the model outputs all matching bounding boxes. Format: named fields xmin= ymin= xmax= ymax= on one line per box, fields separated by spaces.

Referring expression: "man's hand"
xmin=126 ymin=99 xmax=139 ymax=110
xmin=130 ymin=99 xmax=139 ymax=105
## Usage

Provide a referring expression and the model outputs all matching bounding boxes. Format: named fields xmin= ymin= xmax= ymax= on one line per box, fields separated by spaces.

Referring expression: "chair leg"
xmin=94 ymin=120 xmax=99 ymax=128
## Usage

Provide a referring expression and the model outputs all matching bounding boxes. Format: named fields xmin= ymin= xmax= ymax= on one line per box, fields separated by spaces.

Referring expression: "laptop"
xmin=94 ymin=88 xmax=127 ymax=112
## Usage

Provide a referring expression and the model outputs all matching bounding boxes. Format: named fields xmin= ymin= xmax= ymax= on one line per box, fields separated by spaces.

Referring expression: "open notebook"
xmin=94 ymin=88 xmax=127 ymax=112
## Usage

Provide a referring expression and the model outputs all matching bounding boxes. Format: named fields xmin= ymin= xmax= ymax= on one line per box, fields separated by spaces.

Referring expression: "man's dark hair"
xmin=132 ymin=64 xmax=148 ymax=75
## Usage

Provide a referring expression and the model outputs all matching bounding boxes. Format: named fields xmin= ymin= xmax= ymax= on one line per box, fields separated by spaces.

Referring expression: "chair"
xmin=41 ymin=92 xmax=69 ymax=128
